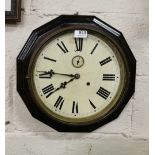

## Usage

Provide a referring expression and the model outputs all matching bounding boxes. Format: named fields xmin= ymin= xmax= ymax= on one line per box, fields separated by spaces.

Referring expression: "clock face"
xmin=29 ymin=30 xmax=126 ymax=124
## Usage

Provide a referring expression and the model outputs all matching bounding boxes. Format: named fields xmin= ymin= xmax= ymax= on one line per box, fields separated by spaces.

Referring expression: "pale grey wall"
xmin=5 ymin=0 xmax=149 ymax=154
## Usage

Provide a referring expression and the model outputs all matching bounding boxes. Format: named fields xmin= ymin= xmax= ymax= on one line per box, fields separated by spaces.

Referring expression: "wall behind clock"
xmin=5 ymin=0 xmax=149 ymax=154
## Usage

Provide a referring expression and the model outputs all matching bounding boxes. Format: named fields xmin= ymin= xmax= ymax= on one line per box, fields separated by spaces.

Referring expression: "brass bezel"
xmin=27 ymin=27 xmax=129 ymax=126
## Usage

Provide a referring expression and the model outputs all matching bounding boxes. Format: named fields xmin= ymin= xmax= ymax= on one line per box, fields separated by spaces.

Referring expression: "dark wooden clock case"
xmin=17 ymin=15 xmax=136 ymax=132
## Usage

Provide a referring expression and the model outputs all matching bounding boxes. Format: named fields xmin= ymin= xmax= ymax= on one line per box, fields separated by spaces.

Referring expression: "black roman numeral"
xmin=54 ymin=96 xmax=64 ymax=110
xmin=100 ymin=57 xmax=112 ymax=66
xmin=103 ymin=74 xmax=115 ymax=81
xmin=89 ymin=99 xmax=96 ymax=109
xmin=90 ymin=43 xmax=98 ymax=54
xmin=44 ymin=56 xmax=56 ymax=62
xmin=75 ymin=38 xmax=83 ymax=51
xmin=97 ymin=87 xmax=110 ymax=99
xmin=72 ymin=101 xmax=78 ymax=114
xmin=42 ymin=84 xmax=54 ymax=98
xmin=38 ymin=71 xmax=51 ymax=79
xmin=57 ymin=41 xmax=69 ymax=53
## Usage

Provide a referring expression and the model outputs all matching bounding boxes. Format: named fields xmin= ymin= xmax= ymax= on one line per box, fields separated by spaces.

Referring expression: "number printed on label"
xmin=74 ymin=30 xmax=88 ymax=38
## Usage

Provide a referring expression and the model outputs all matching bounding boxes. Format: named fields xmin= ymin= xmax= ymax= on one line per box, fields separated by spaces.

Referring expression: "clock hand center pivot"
xmin=75 ymin=73 xmax=80 ymax=79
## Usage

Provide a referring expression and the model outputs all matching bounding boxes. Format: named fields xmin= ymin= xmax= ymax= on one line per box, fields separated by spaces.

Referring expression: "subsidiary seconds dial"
xmin=30 ymin=31 xmax=126 ymax=124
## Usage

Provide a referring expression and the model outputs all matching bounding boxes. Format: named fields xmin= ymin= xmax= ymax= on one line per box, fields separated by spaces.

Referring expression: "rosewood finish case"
xmin=17 ymin=15 xmax=136 ymax=132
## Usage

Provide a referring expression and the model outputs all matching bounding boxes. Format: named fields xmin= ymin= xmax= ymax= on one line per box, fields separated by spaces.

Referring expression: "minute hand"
xmin=52 ymin=71 xmax=75 ymax=77
xmin=37 ymin=70 xmax=77 ymax=78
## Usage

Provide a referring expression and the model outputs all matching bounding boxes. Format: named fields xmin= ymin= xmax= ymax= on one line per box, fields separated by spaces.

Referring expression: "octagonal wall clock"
xmin=17 ymin=15 xmax=136 ymax=132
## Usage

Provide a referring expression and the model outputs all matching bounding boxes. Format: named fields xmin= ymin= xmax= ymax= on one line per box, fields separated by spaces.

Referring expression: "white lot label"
xmin=74 ymin=30 xmax=88 ymax=38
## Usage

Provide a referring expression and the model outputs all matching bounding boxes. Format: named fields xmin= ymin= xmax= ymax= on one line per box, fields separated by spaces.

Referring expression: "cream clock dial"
xmin=31 ymin=32 xmax=125 ymax=123
xmin=17 ymin=15 xmax=136 ymax=131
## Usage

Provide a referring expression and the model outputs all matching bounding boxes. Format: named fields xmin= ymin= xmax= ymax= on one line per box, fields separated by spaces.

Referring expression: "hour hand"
xmin=46 ymin=76 xmax=78 ymax=97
